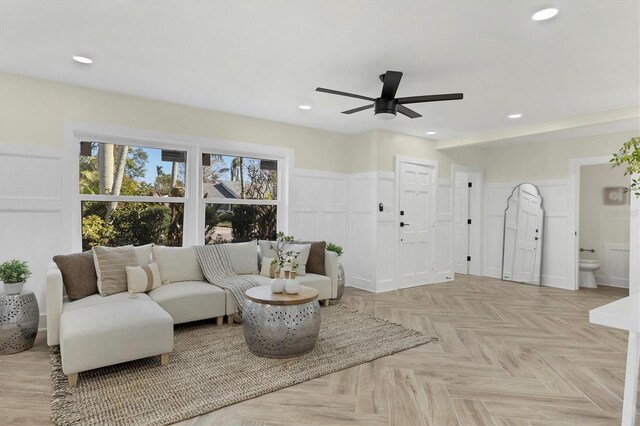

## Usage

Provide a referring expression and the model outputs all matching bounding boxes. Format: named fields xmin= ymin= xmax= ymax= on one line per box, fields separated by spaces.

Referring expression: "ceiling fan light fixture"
xmin=375 ymin=111 xmax=396 ymax=121
xmin=532 ymin=8 xmax=559 ymax=21
xmin=374 ymin=97 xmax=397 ymax=120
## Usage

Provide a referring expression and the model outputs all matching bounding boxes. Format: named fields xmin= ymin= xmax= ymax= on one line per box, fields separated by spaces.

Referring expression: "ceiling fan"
xmin=316 ymin=70 xmax=463 ymax=120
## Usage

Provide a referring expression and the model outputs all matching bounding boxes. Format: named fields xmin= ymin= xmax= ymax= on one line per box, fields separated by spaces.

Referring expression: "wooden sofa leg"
xmin=68 ymin=373 xmax=78 ymax=387
xmin=322 ymin=299 xmax=330 ymax=307
xmin=215 ymin=316 xmax=223 ymax=326
xmin=160 ymin=353 xmax=169 ymax=366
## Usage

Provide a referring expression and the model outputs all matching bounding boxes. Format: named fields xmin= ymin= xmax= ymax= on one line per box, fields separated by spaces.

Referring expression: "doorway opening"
xmin=452 ymin=165 xmax=483 ymax=277
xmin=577 ymin=163 xmax=630 ymax=296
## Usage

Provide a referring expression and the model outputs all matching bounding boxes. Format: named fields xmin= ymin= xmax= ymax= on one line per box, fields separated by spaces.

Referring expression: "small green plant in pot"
xmin=0 ymin=260 xmax=31 ymax=295
xmin=326 ymin=242 xmax=344 ymax=257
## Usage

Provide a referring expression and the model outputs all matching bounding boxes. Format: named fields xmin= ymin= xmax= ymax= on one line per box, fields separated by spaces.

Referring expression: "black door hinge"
xmin=468 ymin=182 xmax=472 ymax=188
xmin=467 ymin=219 xmax=472 ymax=225
xmin=467 ymin=256 xmax=471 ymax=262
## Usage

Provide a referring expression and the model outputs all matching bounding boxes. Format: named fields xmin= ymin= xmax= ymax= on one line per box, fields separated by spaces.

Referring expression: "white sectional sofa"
xmin=47 ymin=243 xmax=338 ymax=386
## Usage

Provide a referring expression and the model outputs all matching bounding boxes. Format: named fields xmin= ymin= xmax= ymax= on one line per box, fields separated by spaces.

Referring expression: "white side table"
xmin=590 ymin=293 xmax=640 ymax=426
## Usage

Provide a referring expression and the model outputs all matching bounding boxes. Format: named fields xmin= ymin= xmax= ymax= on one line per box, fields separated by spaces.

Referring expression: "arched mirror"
xmin=502 ymin=183 xmax=544 ymax=285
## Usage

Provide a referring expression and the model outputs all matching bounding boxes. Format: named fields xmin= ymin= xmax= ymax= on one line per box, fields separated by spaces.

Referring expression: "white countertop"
xmin=589 ymin=293 xmax=640 ymax=333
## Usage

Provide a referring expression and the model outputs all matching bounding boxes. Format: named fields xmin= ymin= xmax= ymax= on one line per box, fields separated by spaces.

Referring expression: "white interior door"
xmin=398 ymin=161 xmax=435 ymax=288
xmin=512 ymin=186 xmax=543 ymax=283
xmin=453 ymin=171 xmax=469 ymax=274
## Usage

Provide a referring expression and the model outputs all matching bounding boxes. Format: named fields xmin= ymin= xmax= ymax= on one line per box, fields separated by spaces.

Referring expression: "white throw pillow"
xmin=258 ymin=240 xmax=276 ymax=265
xmin=223 ymin=240 xmax=259 ymax=275
xmin=151 ymin=246 xmax=204 ymax=284
xmin=126 ymin=262 xmax=162 ymax=295
xmin=134 ymin=243 xmax=153 ymax=266
xmin=260 ymin=256 xmax=277 ymax=278
xmin=285 ymin=243 xmax=311 ymax=276
xmin=259 ymin=241 xmax=311 ymax=276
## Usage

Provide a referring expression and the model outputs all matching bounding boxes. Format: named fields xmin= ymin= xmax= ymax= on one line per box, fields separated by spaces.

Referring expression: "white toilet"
xmin=579 ymin=259 xmax=600 ymax=288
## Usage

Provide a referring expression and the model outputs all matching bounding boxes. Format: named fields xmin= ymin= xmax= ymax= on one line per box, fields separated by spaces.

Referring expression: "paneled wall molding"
xmin=597 ymin=243 xmax=631 ymax=288
xmin=0 ymin=144 xmax=64 ymax=311
xmin=483 ymin=179 xmax=572 ymax=290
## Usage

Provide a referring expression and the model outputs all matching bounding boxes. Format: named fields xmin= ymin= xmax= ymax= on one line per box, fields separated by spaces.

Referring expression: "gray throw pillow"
xmin=293 ymin=241 xmax=326 ymax=276
xmin=53 ymin=251 xmax=98 ymax=301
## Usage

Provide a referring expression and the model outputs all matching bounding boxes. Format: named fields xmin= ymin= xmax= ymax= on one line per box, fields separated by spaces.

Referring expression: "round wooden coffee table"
xmin=242 ymin=285 xmax=321 ymax=358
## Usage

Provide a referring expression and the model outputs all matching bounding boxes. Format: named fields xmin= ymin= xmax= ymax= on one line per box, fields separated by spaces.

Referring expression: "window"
xmin=79 ymin=142 xmax=186 ymax=250
xmin=202 ymin=154 xmax=278 ymax=243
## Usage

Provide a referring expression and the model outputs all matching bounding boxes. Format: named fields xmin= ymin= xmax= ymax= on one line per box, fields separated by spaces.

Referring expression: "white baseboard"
xmin=345 ymin=283 xmax=378 ymax=294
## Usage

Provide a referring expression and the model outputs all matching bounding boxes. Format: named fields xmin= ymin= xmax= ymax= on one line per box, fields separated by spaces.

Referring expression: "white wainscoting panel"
xmin=483 ymin=180 xmax=572 ymax=290
xmin=290 ymin=169 xmax=348 ymax=245
xmin=347 ymin=172 xmax=378 ymax=292
xmin=631 ymin=193 xmax=639 ymax=295
xmin=598 ymin=243 xmax=630 ymax=288
xmin=0 ymin=145 xmax=65 ymax=315
xmin=376 ymin=172 xmax=396 ymax=292
xmin=436 ymin=179 xmax=454 ymax=282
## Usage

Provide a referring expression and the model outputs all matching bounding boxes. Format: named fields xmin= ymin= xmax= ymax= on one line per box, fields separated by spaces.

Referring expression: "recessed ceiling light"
xmin=426 ymin=131 xmax=437 ymax=135
xmin=73 ymin=55 xmax=93 ymax=64
xmin=508 ymin=113 xmax=523 ymax=119
xmin=532 ymin=8 xmax=559 ymax=21
xmin=298 ymin=105 xmax=312 ymax=110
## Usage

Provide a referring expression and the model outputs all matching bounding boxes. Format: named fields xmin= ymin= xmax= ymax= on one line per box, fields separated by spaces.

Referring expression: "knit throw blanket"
xmin=193 ymin=245 xmax=260 ymax=323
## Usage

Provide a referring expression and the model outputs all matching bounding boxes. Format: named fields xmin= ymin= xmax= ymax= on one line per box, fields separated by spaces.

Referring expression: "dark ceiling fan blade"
xmin=342 ymin=104 xmax=374 ymax=114
xmin=315 ymin=87 xmax=375 ymax=102
xmin=380 ymin=71 xmax=403 ymax=99
xmin=397 ymin=104 xmax=422 ymax=119
xmin=397 ymin=93 xmax=464 ymax=104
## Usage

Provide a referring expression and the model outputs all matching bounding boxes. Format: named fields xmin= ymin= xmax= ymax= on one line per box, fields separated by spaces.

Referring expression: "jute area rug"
xmin=51 ymin=304 xmax=438 ymax=426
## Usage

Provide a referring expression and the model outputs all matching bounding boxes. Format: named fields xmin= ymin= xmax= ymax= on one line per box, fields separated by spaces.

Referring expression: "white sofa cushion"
xmin=223 ymin=240 xmax=259 ymax=275
xmin=152 ymin=246 xmax=204 ymax=283
xmin=148 ymin=281 xmax=226 ymax=324
xmin=59 ymin=295 xmax=173 ymax=374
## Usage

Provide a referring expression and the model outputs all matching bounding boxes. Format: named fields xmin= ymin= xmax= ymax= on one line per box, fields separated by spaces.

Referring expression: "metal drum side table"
xmin=0 ymin=290 xmax=40 ymax=354
xmin=243 ymin=285 xmax=320 ymax=358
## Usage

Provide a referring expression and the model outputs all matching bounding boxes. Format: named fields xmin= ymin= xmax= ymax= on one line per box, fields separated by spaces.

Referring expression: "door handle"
xmin=400 ymin=222 xmax=410 ymax=227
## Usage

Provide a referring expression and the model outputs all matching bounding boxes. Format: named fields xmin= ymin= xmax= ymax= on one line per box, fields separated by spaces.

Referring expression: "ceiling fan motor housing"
xmin=374 ymin=97 xmax=397 ymax=116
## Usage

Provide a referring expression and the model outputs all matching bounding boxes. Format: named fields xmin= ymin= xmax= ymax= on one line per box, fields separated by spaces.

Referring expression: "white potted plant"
xmin=327 ymin=242 xmax=345 ymax=300
xmin=0 ymin=260 xmax=31 ymax=295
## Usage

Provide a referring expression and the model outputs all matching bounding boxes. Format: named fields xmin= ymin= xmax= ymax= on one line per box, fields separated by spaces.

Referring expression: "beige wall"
xmin=0 ymin=73 xmax=354 ymax=173
xmin=2 ymin=73 xmax=632 ymax=180
xmin=0 ymin=73 xmax=489 ymax=177
xmin=481 ymin=131 xmax=637 ymax=182
xmin=579 ymin=163 xmax=630 ymax=270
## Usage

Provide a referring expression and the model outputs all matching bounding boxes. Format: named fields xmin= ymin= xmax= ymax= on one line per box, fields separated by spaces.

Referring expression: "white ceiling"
xmin=1 ymin=0 xmax=638 ymax=143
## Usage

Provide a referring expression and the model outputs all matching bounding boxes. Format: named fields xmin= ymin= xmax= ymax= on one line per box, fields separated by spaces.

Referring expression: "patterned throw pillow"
xmin=92 ymin=245 xmax=138 ymax=296
xmin=52 ymin=251 xmax=98 ymax=301
xmin=126 ymin=262 xmax=162 ymax=295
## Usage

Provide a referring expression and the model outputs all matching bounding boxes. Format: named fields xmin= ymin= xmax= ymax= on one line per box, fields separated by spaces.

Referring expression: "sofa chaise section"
xmin=48 ymin=263 xmax=173 ymax=386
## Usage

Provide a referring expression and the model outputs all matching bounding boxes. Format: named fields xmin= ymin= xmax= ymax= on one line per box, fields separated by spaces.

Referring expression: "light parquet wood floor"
xmin=1 ymin=275 xmax=638 ymax=425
